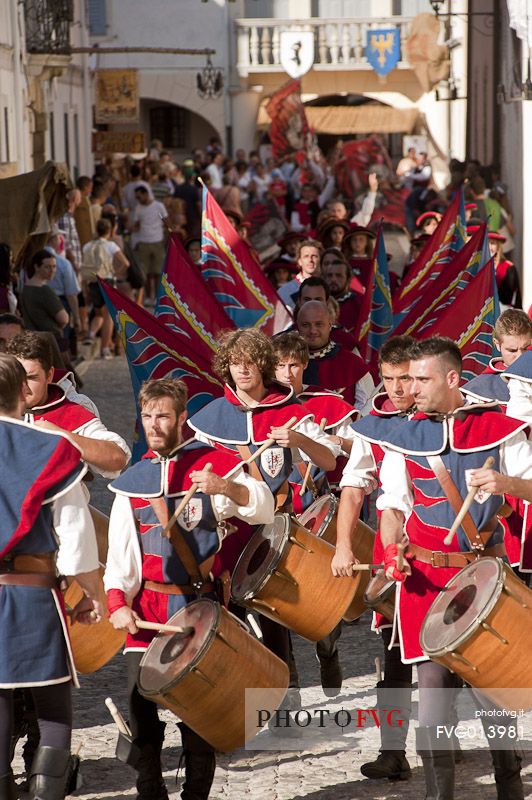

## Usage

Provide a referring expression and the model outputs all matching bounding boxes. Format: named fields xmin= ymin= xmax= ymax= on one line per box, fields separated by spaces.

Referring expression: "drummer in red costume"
xmin=296 ymin=300 xmax=374 ymax=409
xmin=105 ymin=378 xmax=274 ymax=800
xmin=462 ymin=311 xmax=532 ymax=574
xmin=6 ymin=332 xmax=130 ymax=478
xmin=188 ymin=329 xmax=338 ymax=701
xmin=273 ymin=331 xmax=357 ymax=695
xmin=332 ymin=335 xmax=415 ymax=781
xmin=377 ymin=337 xmax=532 ymax=800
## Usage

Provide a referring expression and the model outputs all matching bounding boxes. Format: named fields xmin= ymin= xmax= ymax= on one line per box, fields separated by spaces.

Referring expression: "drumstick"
xmin=105 ymin=697 xmax=131 ymax=737
xmin=160 ymin=463 xmax=212 ymax=539
xmin=443 ymin=455 xmax=495 ymax=546
xmin=135 ymin=620 xmax=194 ymax=636
xmin=352 ymin=563 xmax=384 ymax=571
xmin=299 ymin=418 xmax=327 ymax=495
xmin=239 ymin=416 xmax=299 ymax=467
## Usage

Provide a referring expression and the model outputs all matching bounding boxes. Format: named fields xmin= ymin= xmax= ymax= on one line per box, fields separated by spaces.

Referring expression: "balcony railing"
xmin=24 ymin=0 xmax=73 ymax=55
xmin=235 ymin=17 xmax=413 ymax=77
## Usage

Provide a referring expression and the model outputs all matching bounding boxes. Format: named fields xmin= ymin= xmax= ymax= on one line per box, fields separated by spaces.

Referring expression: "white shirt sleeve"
xmin=103 ymin=493 xmax=143 ymax=602
xmin=290 ymin=211 xmax=304 ymax=232
xmin=351 ymin=191 xmax=377 ymax=227
xmin=293 ymin=417 xmax=342 ymax=460
xmin=339 ymin=436 xmax=378 ymax=492
xmin=211 ymin=470 xmax=275 ymax=527
xmin=507 ymin=379 xmax=532 ymax=425
xmin=500 ymin=430 xmax=532 ymax=479
xmin=355 ymin=372 xmax=376 ymax=413
xmin=76 ymin=417 xmax=132 ymax=478
xmin=376 ymin=450 xmax=413 ymax=515
xmin=333 ymin=419 xmax=358 ymax=441
xmin=54 ymin=482 xmax=99 ymax=576
xmin=59 ymin=378 xmax=100 ymax=417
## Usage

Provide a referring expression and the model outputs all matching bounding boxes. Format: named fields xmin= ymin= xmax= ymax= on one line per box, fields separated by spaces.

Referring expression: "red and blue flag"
xmin=155 ymin=233 xmax=234 ymax=356
xmin=414 ymin=260 xmax=498 ymax=382
xmin=201 ymin=185 xmax=291 ymax=334
xmin=100 ymin=280 xmax=223 ymax=461
xmin=394 ymin=188 xmax=466 ymax=322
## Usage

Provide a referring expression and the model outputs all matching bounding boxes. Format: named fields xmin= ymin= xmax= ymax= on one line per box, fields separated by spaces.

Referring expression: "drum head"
xmin=138 ymin=599 xmax=219 ymax=696
xmin=299 ymin=494 xmax=337 ymax=537
xmin=231 ymin=514 xmax=290 ymax=602
xmin=421 ymin=557 xmax=504 ymax=656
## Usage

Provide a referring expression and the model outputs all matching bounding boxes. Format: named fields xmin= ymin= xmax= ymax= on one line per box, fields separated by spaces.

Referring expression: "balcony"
xmin=235 ymin=17 xmax=413 ymax=78
xmin=24 ymin=0 xmax=73 ymax=55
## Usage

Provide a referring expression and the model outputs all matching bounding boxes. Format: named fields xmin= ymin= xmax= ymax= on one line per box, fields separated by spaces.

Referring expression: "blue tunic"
xmin=0 ymin=419 xmax=85 ymax=687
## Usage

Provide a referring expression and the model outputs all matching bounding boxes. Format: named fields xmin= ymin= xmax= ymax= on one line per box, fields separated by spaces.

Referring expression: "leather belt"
xmin=0 ymin=553 xmax=56 ymax=573
xmin=0 ymin=553 xmax=57 ymax=588
xmin=144 ymin=580 xmax=215 ymax=596
xmin=408 ymin=542 xmax=507 ymax=568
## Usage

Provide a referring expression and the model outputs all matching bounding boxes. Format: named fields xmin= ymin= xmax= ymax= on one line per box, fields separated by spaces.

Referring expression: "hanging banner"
xmin=279 ymin=30 xmax=315 ymax=79
xmin=365 ymin=28 xmax=401 ymax=77
xmin=95 ymin=69 xmax=139 ymax=124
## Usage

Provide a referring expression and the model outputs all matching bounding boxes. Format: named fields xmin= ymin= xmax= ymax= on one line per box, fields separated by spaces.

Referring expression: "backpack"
xmin=81 ymin=239 xmax=114 ymax=282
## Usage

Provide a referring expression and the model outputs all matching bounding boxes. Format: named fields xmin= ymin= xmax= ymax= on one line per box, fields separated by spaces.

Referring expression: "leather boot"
xmin=316 ymin=623 xmax=343 ymax=697
xmin=135 ymin=721 xmax=168 ymax=800
xmin=179 ymin=724 xmax=215 ymax=800
xmin=0 ymin=772 xmax=17 ymax=800
xmin=490 ymin=750 xmax=524 ymax=800
xmin=361 ymin=681 xmax=412 ymax=780
xmin=416 ymin=726 xmax=455 ymax=800
xmin=28 ymin=746 xmax=73 ymax=800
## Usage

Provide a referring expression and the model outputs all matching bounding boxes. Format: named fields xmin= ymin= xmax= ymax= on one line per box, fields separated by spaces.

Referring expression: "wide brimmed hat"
xmin=416 ymin=211 xmax=442 ymax=227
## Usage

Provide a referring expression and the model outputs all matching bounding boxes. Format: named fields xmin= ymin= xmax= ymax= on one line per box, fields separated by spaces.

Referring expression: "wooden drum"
xmin=64 ymin=506 xmax=125 ymax=673
xmin=231 ymin=513 xmax=357 ymax=641
xmin=299 ymin=494 xmax=375 ymax=622
xmin=420 ymin=557 xmax=532 ymax=711
xmin=299 ymin=493 xmax=338 ymax=545
xmin=364 ymin=570 xmax=396 ymax=623
xmin=138 ymin=599 xmax=288 ymax=752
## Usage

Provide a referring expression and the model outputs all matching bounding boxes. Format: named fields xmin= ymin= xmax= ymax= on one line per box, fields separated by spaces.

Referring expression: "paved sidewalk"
xmin=13 ymin=357 xmax=532 ymax=799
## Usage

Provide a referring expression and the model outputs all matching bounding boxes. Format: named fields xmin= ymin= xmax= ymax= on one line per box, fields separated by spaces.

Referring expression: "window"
xmin=88 ymin=0 xmax=107 ymax=36
xmin=392 ymin=0 xmax=402 ymax=13
xmin=3 ymin=107 xmax=9 ymax=163
xmin=149 ymin=106 xmax=188 ymax=149
xmin=49 ymin=111 xmax=55 ymax=160
xmin=63 ymin=112 xmax=70 ymax=167
xmin=73 ymin=112 xmax=80 ymax=169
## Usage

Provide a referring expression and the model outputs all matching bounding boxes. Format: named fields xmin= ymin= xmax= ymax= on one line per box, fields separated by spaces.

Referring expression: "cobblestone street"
xmin=13 ymin=357 xmax=532 ymax=799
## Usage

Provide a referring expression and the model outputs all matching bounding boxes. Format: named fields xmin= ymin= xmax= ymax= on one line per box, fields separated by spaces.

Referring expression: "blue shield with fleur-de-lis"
xmin=365 ymin=28 xmax=401 ymax=77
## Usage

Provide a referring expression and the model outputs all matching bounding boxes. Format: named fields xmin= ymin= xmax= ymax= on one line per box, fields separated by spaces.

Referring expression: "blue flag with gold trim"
xmin=366 ymin=28 xmax=400 ymax=77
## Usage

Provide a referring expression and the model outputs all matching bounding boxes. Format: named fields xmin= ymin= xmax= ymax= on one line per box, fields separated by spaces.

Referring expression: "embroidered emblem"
xmin=261 ymin=447 xmax=285 ymax=478
xmin=178 ymin=497 xmax=202 ymax=530
xmin=464 ymin=469 xmax=491 ymax=505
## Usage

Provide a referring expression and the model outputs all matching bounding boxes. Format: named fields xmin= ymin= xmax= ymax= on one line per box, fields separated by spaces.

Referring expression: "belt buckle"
xmin=1 ymin=554 xmax=15 ymax=573
xmin=431 ymin=551 xmax=446 ymax=568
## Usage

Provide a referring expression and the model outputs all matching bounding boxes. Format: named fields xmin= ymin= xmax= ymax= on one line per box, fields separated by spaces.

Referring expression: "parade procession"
xmin=3 ymin=1 xmax=532 ymax=799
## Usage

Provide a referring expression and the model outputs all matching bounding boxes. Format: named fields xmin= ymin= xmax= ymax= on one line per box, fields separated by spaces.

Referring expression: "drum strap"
xmin=235 ymin=445 xmax=290 ymax=511
xmin=427 ymin=455 xmax=493 ymax=551
xmin=148 ymin=497 xmax=206 ymax=588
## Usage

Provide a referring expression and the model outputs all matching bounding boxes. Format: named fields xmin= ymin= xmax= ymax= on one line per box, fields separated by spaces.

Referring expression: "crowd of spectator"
xmin=0 ymin=133 xmax=526 ymax=375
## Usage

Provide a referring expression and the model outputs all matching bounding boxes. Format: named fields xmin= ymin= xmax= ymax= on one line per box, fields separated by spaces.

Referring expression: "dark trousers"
xmin=126 ymin=652 xmax=214 ymax=756
xmin=0 ymin=683 xmax=71 ymax=776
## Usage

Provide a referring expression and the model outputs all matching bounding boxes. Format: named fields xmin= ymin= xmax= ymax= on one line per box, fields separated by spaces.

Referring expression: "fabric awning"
xmin=258 ymin=103 xmax=419 ymax=134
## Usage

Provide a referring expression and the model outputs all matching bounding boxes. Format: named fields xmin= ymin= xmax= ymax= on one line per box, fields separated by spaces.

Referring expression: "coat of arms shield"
xmin=280 ymin=30 xmax=314 ymax=79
